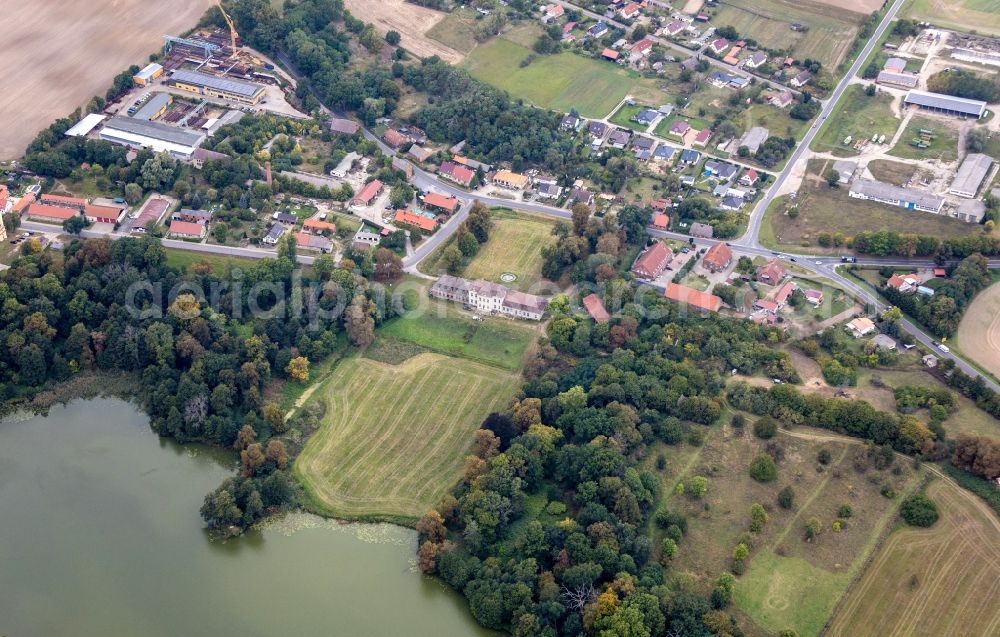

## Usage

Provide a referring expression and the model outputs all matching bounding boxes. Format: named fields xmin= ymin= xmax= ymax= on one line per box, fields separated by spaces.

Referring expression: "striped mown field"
xmin=294 ymin=353 xmax=519 ymax=522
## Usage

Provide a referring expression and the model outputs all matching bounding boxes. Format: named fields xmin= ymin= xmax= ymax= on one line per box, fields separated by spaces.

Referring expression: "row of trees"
xmin=881 ymin=254 xmax=991 ymax=337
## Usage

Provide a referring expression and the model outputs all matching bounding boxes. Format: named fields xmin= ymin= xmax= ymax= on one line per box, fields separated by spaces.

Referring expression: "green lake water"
xmin=0 ymin=398 xmax=491 ymax=636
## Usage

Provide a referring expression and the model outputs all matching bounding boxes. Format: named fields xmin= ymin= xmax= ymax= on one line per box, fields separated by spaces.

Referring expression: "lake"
xmin=0 ymin=398 xmax=491 ymax=636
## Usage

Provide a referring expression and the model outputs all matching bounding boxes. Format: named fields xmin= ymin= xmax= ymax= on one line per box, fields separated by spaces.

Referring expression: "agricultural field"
xmin=709 ymin=0 xmax=876 ymax=69
xmin=462 ymin=42 xmax=669 ymax=117
xmin=0 ymin=0 xmax=214 ymax=159
xmin=658 ymin=422 xmax=920 ymax=636
xmin=956 ymin=280 xmax=1000 ymax=380
xmin=343 ymin=0 xmax=463 ymax=63
xmin=378 ymin=278 xmax=538 ymax=371
xmin=424 ymin=6 xmax=483 ymax=55
xmin=462 ymin=210 xmax=557 ymax=291
xmin=827 ymin=477 xmax=1000 ymax=636
xmin=887 ymin=116 xmax=961 ymax=163
xmin=811 ymin=85 xmax=900 ymax=155
xmin=903 ymin=0 xmax=1000 ymax=37
xmin=294 ymin=353 xmax=519 ymax=521
xmin=760 ymin=160 xmax=983 ymax=252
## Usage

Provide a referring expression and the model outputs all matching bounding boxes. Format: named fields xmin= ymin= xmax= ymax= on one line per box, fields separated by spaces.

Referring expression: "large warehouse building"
xmin=133 ymin=93 xmax=172 ymax=121
xmin=849 ymin=179 xmax=945 ymax=214
xmin=168 ymin=69 xmax=265 ymax=105
xmin=903 ymin=90 xmax=987 ymax=118
xmin=949 ymin=153 xmax=994 ymax=198
xmin=100 ymin=117 xmax=205 ymax=159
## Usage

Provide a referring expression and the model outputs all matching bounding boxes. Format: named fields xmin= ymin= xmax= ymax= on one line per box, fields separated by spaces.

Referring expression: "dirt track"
xmin=0 ymin=0 xmax=214 ymax=159
xmin=345 ymin=0 xmax=463 ymax=63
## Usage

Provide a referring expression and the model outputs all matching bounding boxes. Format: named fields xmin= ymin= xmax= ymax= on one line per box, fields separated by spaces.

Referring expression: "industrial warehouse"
xmin=903 ymin=90 xmax=988 ymax=119
xmin=99 ymin=117 xmax=206 ymax=159
xmin=848 ymin=179 xmax=945 ymax=214
xmin=168 ymin=69 xmax=265 ymax=105
xmin=949 ymin=153 xmax=995 ymax=198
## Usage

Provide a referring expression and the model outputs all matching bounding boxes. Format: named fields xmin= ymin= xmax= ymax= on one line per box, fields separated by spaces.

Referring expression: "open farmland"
xmin=904 ymin=0 xmax=1000 ymax=37
xmin=295 ymin=354 xmax=519 ymax=522
xmin=827 ymin=477 xmax=1000 ymax=636
xmin=343 ymin=0 xmax=463 ymax=63
xmin=659 ymin=421 xmax=919 ymax=636
xmin=462 ymin=210 xmax=557 ymax=291
xmin=0 ymin=0 xmax=214 ymax=159
xmin=462 ymin=41 xmax=668 ymax=118
xmin=957 ymin=280 xmax=1000 ymax=380
xmin=710 ymin=0 xmax=872 ymax=69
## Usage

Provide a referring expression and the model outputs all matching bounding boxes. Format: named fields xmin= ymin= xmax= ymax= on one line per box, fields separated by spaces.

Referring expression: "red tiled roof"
xmin=383 ymin=129 xmax=407 ymax=147
xmin=394 ymin=210 xmax=437 ymax=231
xmin=582 ymin=293 xmax=611 ymax=323
xmin=353 ymin=179 xmax=384 ymax=205
xmin=424 ymin=192 xmax=459 ymax=212
xmin=664 ymin=283 xmax=722 ymax=312
xmin=602 ymin=48 xmax=620 ymax=60
xmin=631 ymin=241 xmax=671 ymax=278
xmin=13 ymin=191 xmax=37 ymax=213
xmin=775 ymin=281 xmax=795 ymax=304
xmin=84 ymin=204 xmax=122 ymax=221
xmin=304 ymin=218 xmax=336 ymax=232
xmin=694 ymin=129 xmax=712 ymax=143
xmin=440 ymin=161 xmax=474 ymax=186
xmin=169 ymin=220 xmax=205 ymax=237
xmin=703 ymin=242 xmax=732 ymax=270
xmin=40 ymin=193 xmax=86 ymax=208
xmin=757 ymin=259 xmax=785 ymax=282
xmin=27 ymin=203 xmax=78 ymax=221
xmin=652 ymin=213 xmax=669 ymax=228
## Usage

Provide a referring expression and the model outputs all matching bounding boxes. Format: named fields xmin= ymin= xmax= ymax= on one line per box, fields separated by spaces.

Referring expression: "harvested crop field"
xmin=904 ymin=0 xmax=1000 ymax=36
xmin=294 ymin=354 xmax=519 ymax=521
xmin=345 ymin=0 xmax=463 ymax=63
xmin=0 ymin=0 xmax=214 ymax=159
xmin=711 ymin=0 xmax=870 ymax=68
xmin=827 ymin=477 xmax=1000 ymax=637
xmin=957 ymin=280 xmax=1000 ymax=379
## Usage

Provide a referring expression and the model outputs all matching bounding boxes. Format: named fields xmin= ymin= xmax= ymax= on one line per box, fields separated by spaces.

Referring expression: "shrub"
xmin=838 ymin=504 xmax=853 ymax=518
xmin=753 ymin=416 xmax=778 ymax=439
xmin=777 ymin=485 xmax=795 ymax=509
xmin=817 ymin=448 xmax=832 ymax=465
xmin=749 ymin=455 xmax=778 ymax=482
xmin=900 ymin=494 xmax=939 ymax=527
xmin=731 ymin=413 xmax=746 ymax=429
xmin=689 ymin=476 xmax=709 ymax=498
xmin=804 ymin=516 xmax=822 ymax=540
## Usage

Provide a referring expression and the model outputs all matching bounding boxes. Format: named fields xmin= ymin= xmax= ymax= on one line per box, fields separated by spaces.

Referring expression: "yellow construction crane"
xmin=217 ymin=1 xmax=239 ymax=60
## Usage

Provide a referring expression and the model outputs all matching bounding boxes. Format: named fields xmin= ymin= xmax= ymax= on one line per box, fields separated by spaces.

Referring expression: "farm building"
xmin=849 ymin=179 xmax=944 ymax=214
xmin=424 ymin=192 xmax=459 ymax=213
xmin=493 ymin=170 xmax=529 ymax=190
xmin=702 ymin=242 xmax=732 ymax=272
xmin=173 ymin=209 xmax=213 ymax=224
xmin=303 ymin=218 xmax=336 ymax=234
xmin=383 ymin=129 xmax=407 ymax=149
xmin=39 ymin=193 xmax=85 ymax=209
xmin=25 ymin=203 xmax=79 ymax=223
xmin=65 ymin=113 xmax=107 ymax=137
xmin=430 ymin=275 xmax=548 ymax=320
xmin=169 ymin=220 xmax=207 ymax=239
xmin=949 ymin=153 xmax=993 ymax=198
xmin=133 ymin=63 xmax=164 ymax=86
xmin=328 ymin=117 xmax=360 ymax=135
xmin=582 ymin=293 xmax=610 ymax=323
xmin=738 ymin=127 xmax=769 ymax=155
xmin=295 ymin=231 xmax=333 ymax=253
xmin=904 ymin=90 xmax=987 ymax=118
xmin=353 ymin=230 xmax=381 ymax=247
xmin=877 ymin=70 xmax=918 ymax=88
xmin=100 ymin=117 xmax=205 ymax=159
xmin=351 ymin=179 xmax=384 ymax=207
xmin=133 ymin=93 xmax=172 ymax=121
xmin=832 ymin=160 xmax=857 ymax=184
xmin=631 ymin=241 xmax=671 ymax=281
xmin=663 ymin=283 xmax=722 ymax=313
xmin=84 ymin=204 xmax=124 ymax=224
xmin=408 ymin=145 xmax=433 ymax=162
xmin=331 ymin=152 xmax=360 ymax=178
xmin=168 ymin=69 xmax=264 ymax=105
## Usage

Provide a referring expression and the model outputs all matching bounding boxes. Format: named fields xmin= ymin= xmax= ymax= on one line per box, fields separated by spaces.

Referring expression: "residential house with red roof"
xmin=395 ymin=210 xmax=438 ymax=232
xmin=631 ymin=241 xmax=671 ymax=280
xmin=424 ymin=192 xmax=460 ymax=213
xmin=582 ymin=293 xmax=611 ymax=323
xmin=756 ymin=259 xmax=785 ymax=285
xmin=439 ymin=161 xmax=475 ymax=188
xmin=303 ymin=218 xmax=336 ymax=234
xmin=169 ymin=220 xmax=206 ymax=239
xmin=887 ymin=273 xmax=921 ymax=293
xmin=702 ymin=242 xmax=732 ymax=273
xmin=383 ymin=129 xmax=407 ymax=149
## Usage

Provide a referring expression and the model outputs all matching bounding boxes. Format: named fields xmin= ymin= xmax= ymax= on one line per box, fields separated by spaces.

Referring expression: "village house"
xmin=438 ymin=161 xmax=475 ymax=188
xmin=493 ymin=170 xmax=529 ymax=190
xmin=709 ymin=38 xmax=729 ymax=55
xmin=582 ymin=293 xmax=611 ymax=323
xmin=693 ymin=129 xmax=712 ymax=147
xmin=608 ymin=129 xmax=631 ymax=149
xmin=872 ymin=333 xmax=897 ymax=350
xmin=887 ymin=273 xmax=921 ymax=293
xmin=740 ymin=169 xmax=759 ymax=186
xmin=602 ymin=48 xmax=621 ymax=61
xmin=690 ymin=222 xmax=713 ymax=238
xmin=633 ymin=108 xmax=659 ymax=126
xmin=408 ymin=144 xmax=433 ymax=163
xmin=770 ymin=91 xmax=794 ymax=108
xmin=168 ymin=220 xmax=206 ymax=240
xmin=172 ymin=209 xmax=213 ymax=224
xmin=570 ymin=188 xmax=595 ymax=207
xmin=588 ymin=21 xmax=609 ymax=38
xmin=721 ymin=196 xmax=744 ymax=211
xmin=846 ymin=317 xmax=876 ymax=338
xmin=664 ymin=283 xmax=722 ymax=312
xmin=273 ymin=212 xmax=298 ymax=225
xmin=395 ymin=210 xmax=438 ymax=232
xmin=702 ymin=242 xmax=732 ymax=273
xmin=651 ymin=213 xmax=670 ymax=229
xmin=756 ymin=258 xmax=785 ymax=285
xmin=774 ymin=280 xmax=795 ymax=306
xmin=804 ymin=289 xmax=823 ymax=306
xmin=541 ymin=3 xmax=564 ymax=22
xmin=588 ymin=121 xmax=609 ymax=139
xmin=295 ymin=231 xmax=333 ymax=253
xmin=629 ymin=37 xmax=654 ymax=62
xmin=754 ymin=299 xmax=779 ymax=315
xmin=664 ymin=20 xmax=685 ymax=36
xmin=383 ymin=129 xmax=407 ymax=149
xmin=704 ymin=160 xmax=739 ymax=181
xmin=631 ymin=241 xmax=671 ymax=281
xmin=744 ymin=51 xmax=767 ymax=69
xmin=423 ymin=192 xmax=460 ymax=214
xmin=679 ymin=149 xmax=701 ymax=165
xmin=668 ymin=120 xmax=691 ymax=138
xmin=303 ymin=218 xmax=336 ymax=235
xmin=655 ymin=145 xmax=676 ymax=162
xmin=536 ymin=182 xmax=563 ymax=199
xmin=560 ymin=113 xmax=582 ymax=132
xmin=263 ymin=222 xmax=286 ymax=246
xmin=790 ymin=70 xmax=812 ymax=87
xmin=328 ymin=117 xmax=360 ymax=136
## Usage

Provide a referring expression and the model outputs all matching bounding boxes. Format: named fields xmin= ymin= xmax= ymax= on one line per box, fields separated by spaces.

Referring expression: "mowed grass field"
xmin=463 ymin=211 xmax=556 ymax=290
xmin=826 ymin=477 xmax=1000 ymax=636
xmin=904 ymin=0 xmax=1000 ymax=36
xmin=710 ymin=0 xmax=869 ymax=68
xmin=887 ymin=116 xmax=961 ymax=163
xmin=295 ymin=354 xmax=519 ymax=521
xmin=462 ymin=40 xmax=667 ymax=117
xmin=658 ymin=421 xmax=919 ymax=636
xmin=811 ymin=85 xmax=900 ymax=155
xmin=956 ymin=280 xmax=1000 ymax=380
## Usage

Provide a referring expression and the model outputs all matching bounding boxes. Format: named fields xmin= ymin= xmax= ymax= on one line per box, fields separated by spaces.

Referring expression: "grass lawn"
xmin=866 ymin=159 xmax=920 ymax=186
xmin=761 ymin=160 xmax=985 ymax=252
xmin=826 ymin=477 xmax=1000 ymax=636
xmin=462 ymin=209 xmax=556 ymax=290
xmin=887 ymin=116 xmax=961 ymax=163
xmin=294 ymin=353 xmax=520 ymax=522
xmin=378 ymin=278 xmax=538 ymax=371
xmin=904 ymin=0 xmax=1000 ymax=36
xmin=742 ymin=103 xmax=809 ymax=140
xmin=425 ymin=7 xmax=482 ymax=54
xmin=811 ymin=85 xmax=899 ymax=156
xmin=463 ymin=43 xmax=667 ymax=117
xmin=163 ymin=247 xmax=257 ymax=276
xmin=655 ymin=113 xmax=712 ymax=137
xmin=610 ymin=103 xmax=649 ymax=131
